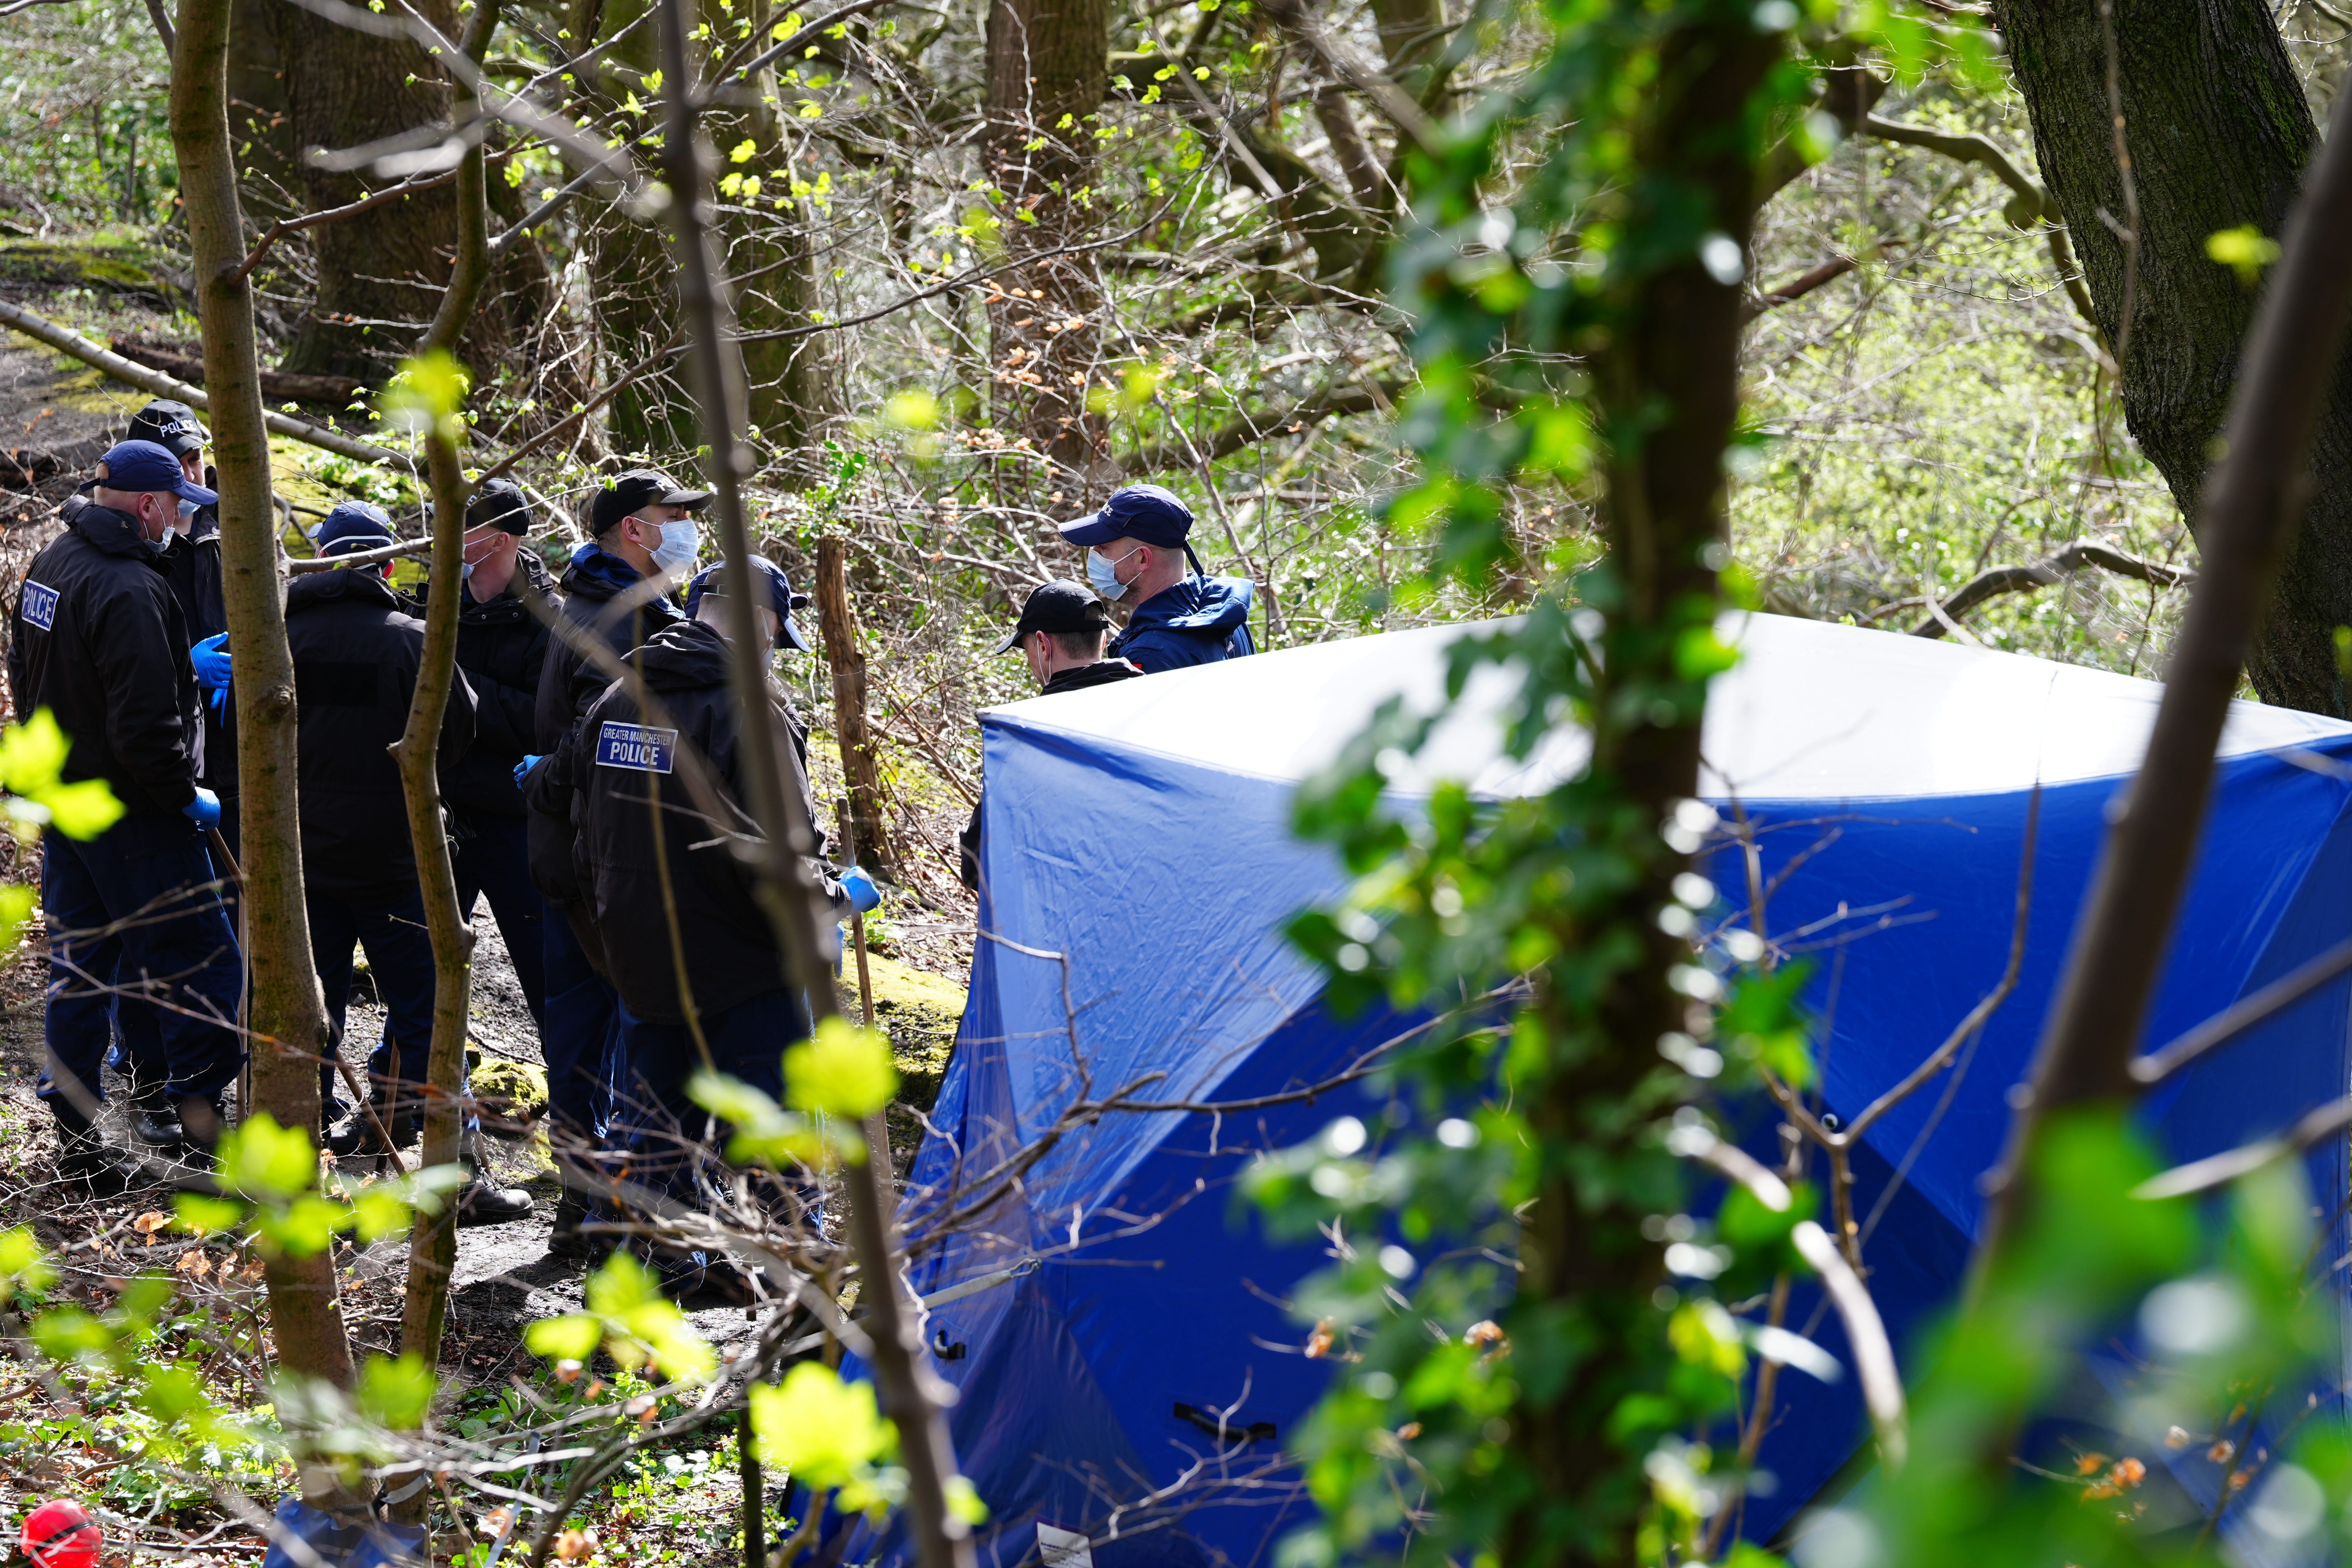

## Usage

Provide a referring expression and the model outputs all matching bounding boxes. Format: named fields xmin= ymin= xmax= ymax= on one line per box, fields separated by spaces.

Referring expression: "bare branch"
xmin=1904 ymin=538 xmax=2194 ymax=638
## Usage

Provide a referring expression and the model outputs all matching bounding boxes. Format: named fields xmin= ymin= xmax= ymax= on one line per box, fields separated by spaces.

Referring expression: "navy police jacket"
xmin=1109 ymin=574 xmax=1257 ymax=673
xmin=7 ymin=501 xmax=205 ymax=818
xmin=284 ymin=568 xmax=477 ymax=899
xmin=535 ymin=617 xmax=844 ymax=1023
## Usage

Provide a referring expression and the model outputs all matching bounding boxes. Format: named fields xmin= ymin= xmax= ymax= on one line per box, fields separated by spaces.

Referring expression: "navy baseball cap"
xmin=590 ymin=468 xmax=712 ymax=533
xmin=315 ymin=500 xmax=397 ymax=559
xmin=991 ymin=579 xmax=1110 ymax=655
xmin=1059 ymin=484 xmax=1193 ymax=549
xmin=686 ymin=556 xmax=812 ymax=653
xmin=129 ymin=399 xmax=207 ymax=457
xmin=86 ymin=439 xmax=216 ymax=505
xmin=466 ymin=477 xmax=532 ymax=535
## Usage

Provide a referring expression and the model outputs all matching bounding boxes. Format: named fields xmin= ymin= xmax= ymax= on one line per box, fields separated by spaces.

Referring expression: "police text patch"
xmin=595 ymin=721 xmax=677 ymax=774
xmin=20 ymin=580 xmax=57 ymax=632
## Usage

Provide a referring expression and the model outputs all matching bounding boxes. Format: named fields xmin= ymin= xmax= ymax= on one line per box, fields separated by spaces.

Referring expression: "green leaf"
xmin=2206 ymin=224 xmax=2280 ymax=287
xmin=32 ymin=1308 xmax=113 ymax=1360
xmin=749 ymin=1362 xmax=900 ymax=1488
xmin=944 ymin=1475 xmax=989 ymax=1524
xmin=254 ymin=1194 xmax=351 ymax=1258
xmin=138 ymin=1360 xmax=214 ymax=1424
xmin=360 ymin=1352 xmax=436 ymax=1429
xmin=785 ymin=1017 xmax=898 ymax=1119
xmin=688 ymin=1069 xmax=832 ymax=1168
xmin=36 ymin=777 xmax=123 ymax=839
xmin=0 ymin=708 xmax=71 ymax=794
xmin=883 ymin=390 xmax=939 ymax=430
xmin=174 ymin=1193 xmax=247 ymax=1236
xmin=0 ymin=1224 xmax=54 ymax=1292
xmin=524 ymin=1313 xmax=604 ymax=1363
xmin=348 ymin=1185 xmax=413 ymax=1243
xmin=218 ymin=1113 xmax=318 ymax=1203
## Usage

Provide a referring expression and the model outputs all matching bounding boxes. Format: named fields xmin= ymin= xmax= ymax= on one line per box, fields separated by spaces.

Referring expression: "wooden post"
xmin=813 ymin=535 xmax=897 ymax=880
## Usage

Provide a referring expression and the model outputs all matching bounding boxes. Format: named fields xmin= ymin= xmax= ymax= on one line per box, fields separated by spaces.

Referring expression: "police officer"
xmin=958 ymin=579 xmax=1143 ymax=890
xmin=7 ymin=440 xmax=242 ymax=1187
xmin=539 ymin=554 xmax=873 ymax=1294
xmin=92 ymin=400 xmax=232 ymax=1148
xmin=417 ymin=478 xmax=555 ymax=1028
xmin=520 ymin=466 xmax=707 ymax=1253
xmin=288 ymin=503 xmax=531 ymax=1225
xmin=1059 ymin=485 xmax=1256 ymax=671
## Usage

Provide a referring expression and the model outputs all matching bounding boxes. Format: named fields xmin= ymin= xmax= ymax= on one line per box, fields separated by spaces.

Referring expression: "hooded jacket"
xmin=533 ymin=543 xmax=687 ymax=753
xmin=957 ymin=657 xmax=1144 ymax=890
xmin=284 ymin=567 xmax=478 ymax=898
xmin=528 ymin=543 xmax=686 ymax=902
xmin=417 ymin=548 xmax=557 ymax=820
xmin=541 ymin=617 xmax=842 ymax=1023
xmin=1109 ymin=574 xmax=1258 ymax=673
xmin=8 ymin=500 xmax=204 ymax=817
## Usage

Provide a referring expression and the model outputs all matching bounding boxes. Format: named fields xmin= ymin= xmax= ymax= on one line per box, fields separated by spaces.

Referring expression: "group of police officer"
xmin=7 ymin=405 xmax=1251 ymax=1287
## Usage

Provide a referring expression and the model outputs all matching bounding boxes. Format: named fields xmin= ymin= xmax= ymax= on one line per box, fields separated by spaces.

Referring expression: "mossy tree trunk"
xmin=1995 ymin=0 xmax=2352 ymax=714
xmin=984 ymin=0 xmax=1111 ymax=511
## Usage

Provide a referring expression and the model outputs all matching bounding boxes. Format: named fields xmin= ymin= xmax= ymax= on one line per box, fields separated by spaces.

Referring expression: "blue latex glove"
xmin=514 ymin=754 xmax=542 ymax=789
xmin=191 ymin=633 xmax=231 ymax=691
xmin=839 ymin=866 xmax=881 ymax=915
xmin=183 ymin=788 xmax=221 ymax=831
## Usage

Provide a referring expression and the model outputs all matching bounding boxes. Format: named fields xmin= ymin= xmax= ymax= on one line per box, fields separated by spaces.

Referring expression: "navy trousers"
xmin=43 ymin=812 xmax=242 ymax=1107
xmin=542 ymin=908 xmax=621 ymax=1152
xmin=307 ymin=884 xmax=437 ymax=1107
xmin=109 ymin=794 xmax=241 ymax=1095
xmin=453 ymin=813 xmax=547 ymax=1029
xmin=616 ymin=987 xmax=806 ymax=1190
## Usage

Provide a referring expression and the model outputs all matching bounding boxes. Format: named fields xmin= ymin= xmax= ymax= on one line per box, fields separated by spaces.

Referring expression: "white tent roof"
xmin=986 ymin=613 xmax=2352 ymax=801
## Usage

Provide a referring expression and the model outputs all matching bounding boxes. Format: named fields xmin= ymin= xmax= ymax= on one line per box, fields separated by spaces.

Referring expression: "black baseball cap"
xmin=686 ymin=556 xmax=813 ymax=653
xmin=129 ymin=399 xmax=206 ymax=457
xmin=1059 ymin=484 xmax=1194 ymax=549
xmin=466 ymin=477 xmax=532 ymax=535
xmin=992 ymin=579 xmax=1111 ymax=655
xmin=84 ymin=440 xmax=217 ymax=504
xmin=588 ymin=468 xmax=711 ymax=533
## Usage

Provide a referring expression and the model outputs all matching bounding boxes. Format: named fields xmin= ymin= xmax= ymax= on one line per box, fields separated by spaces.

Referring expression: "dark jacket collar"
xmin=72 ymin=501 xmax=163 ymax=560
xmin=452 ymin=544 xmax=556 ymax=621
xmin=636 ymin=617 xmax=733 ymax=691
xmin=287 ymin=566 xmax=403 ymax=613
xmin=1042 ymin=659 xmax=1145 ymax=695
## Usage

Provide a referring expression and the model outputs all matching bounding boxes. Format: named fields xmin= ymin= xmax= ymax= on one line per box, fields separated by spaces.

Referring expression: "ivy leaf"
xmin=360 ymin=1352 xmax=436 ymax=1430
xmin=785 ymin=1017 xmax=898 ymax=1120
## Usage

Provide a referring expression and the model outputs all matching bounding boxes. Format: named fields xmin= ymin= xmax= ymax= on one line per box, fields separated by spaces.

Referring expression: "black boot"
xmin=454 ymin=1125 xmax=534 ymax=1228
xmin=127 ymin=1067 xmax=185 ymax=1147
xmin=548 ymin=1189 xmax=593 ymax=1256
xmin=50 ymin=1101 xmax=148 ymax=1197
xmin=173 ymin=1094 xmax=230 ymax=1165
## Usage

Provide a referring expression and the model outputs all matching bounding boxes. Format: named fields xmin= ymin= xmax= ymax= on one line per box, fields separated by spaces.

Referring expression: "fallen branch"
xmin=1899 ymin=538 xmax=2194 ymax=638
xmin=0 ymin=299 xmax=405 ymax=467
xmin=110 ymin=336 xmax=363 ymax=406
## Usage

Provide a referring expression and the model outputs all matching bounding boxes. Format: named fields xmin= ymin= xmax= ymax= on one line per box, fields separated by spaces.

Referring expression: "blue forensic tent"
xmin=846 ymin=613 xmax=2352 ymax=1566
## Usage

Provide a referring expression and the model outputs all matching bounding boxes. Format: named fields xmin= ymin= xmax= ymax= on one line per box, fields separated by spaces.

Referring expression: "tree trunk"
xmin=1994 ymin=0 xmax=2352 ymax=714
xmin=270 ymin=0 xmax=466 ymax=381
xmin=1505 ymin=18 xmax=1780 ymax=1560
xmin=814 ymin=536 xmax=896 ymax=880
xmin=654 ymin=2 xmax=974 ymax=1560
xmin=171 ymin=0 xmax=360 ymax=1476
xmin=984 ymin=0 xmax=1111 ymax=510
xmin=392 ymin=10 xmax=499 ymax=1491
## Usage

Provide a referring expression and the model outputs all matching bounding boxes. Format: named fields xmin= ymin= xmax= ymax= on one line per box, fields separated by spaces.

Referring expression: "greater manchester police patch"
xmin=595 ymin=720 xmax=677 ymax=774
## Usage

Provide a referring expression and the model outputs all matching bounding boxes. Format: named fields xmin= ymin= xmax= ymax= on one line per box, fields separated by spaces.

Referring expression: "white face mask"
xmin=1087 ymin=547 xmax=1131 ymax=602
xmin=177 ymin=497 xmax=197 ymax=519
xmin=648 ymin=518 xmax=700 ymax=574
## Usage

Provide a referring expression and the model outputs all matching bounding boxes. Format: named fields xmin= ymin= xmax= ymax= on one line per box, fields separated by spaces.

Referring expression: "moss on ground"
xmin=0 ymin=236 xmax=181 ymax=307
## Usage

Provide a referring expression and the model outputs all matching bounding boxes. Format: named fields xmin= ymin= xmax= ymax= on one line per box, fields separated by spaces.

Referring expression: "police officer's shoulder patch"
xmin=595 ymin=720 xmax=677 ymax=774
xmin=19 ymin=580 xmax=57 ymax=632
